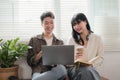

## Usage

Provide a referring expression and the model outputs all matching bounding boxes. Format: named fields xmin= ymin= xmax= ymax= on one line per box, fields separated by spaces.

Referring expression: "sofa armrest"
xmin=15 ymin=56 xmax=32 ymax=79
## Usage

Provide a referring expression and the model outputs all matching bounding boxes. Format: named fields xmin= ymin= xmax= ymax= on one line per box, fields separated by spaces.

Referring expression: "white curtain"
xmin=0 ymin=0 xmax=55 ymax=42
xmin=0 ymin=0 xmax=120 ymax=51
xmin=93 ymin=0 xmax=120 ymax=51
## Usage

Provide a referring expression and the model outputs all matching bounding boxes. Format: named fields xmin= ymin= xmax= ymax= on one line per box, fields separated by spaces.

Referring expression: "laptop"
xmin=41 ymin=45 xmax=74 ymax=65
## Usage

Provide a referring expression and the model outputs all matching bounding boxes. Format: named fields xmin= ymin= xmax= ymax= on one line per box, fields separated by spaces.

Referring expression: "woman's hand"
xmin=75 ymin=47 xmax=84 ymax=60
xmin=35 ymin=51 xmax=42 ymax=61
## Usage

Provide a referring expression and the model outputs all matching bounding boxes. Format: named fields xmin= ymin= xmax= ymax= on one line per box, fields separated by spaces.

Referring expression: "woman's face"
xmin=73 ymin=21 xmax=87 ymax=34
xmin=42 ymin=17 xmax=54 ymax=34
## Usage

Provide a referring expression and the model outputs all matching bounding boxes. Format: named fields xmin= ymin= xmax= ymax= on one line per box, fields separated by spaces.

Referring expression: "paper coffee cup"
xmin=74 ymin=46 xmax=84 ymax=60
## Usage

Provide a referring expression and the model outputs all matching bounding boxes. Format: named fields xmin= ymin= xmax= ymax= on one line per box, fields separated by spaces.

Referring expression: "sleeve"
xmin=60 ymin=40 xmax=64 ymax=45
xmin=89 ymin=36 xmax=104 ymax=68
xmin=27 ymin=38 xmax=40 ymax=67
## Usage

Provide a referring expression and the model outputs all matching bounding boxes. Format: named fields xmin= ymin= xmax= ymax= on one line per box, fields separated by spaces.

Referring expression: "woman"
xmin=67 ymin=13 xmax=104 ymax=80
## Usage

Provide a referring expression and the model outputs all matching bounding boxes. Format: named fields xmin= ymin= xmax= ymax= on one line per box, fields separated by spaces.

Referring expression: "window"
xmin=0 ymin=0 xmax=120 ymax=51
xmin=0 ymin=0 xmax=55 ymax=42
xmin=60 ymin=0 xmax=89 ymax=43
xmin=0 ymin=1 xmax=13 ymax=40
xmin=92 ymin=0 xmax=120 ymax=51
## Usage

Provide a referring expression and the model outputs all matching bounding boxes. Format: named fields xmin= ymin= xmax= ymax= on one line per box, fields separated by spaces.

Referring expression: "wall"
xmin=104 ymin=51 xmax=120 ymax=80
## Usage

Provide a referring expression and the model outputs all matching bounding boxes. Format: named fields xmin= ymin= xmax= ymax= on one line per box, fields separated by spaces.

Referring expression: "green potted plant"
xmin=0 ymin=38 xmax=28 ymax=80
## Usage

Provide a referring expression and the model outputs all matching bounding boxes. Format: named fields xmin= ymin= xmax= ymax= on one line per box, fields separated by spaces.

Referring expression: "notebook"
xmin=41 ymin=45 xmax=74 ymax=65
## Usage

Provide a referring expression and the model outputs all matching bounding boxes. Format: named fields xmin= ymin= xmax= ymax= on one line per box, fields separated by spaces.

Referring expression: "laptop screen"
xmin=41 ymin=45 xmax=74 ymax=65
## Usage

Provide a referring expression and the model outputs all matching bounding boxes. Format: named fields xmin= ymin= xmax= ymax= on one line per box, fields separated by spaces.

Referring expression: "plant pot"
xmin=0 ymin=65 xmax=18 ymax=80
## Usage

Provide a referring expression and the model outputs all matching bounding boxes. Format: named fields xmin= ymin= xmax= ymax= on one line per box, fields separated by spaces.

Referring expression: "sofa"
xmin=15 ymin=56 xmax=109 ymax=80
xmin=15 ymin=56 xmax=32 ymax=79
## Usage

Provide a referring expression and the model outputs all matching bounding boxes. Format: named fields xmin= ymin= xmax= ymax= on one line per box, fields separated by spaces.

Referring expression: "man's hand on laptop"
xmin=51 ymin=65 xmax=57 ymax=67
xmin=35 ymin=51 xmax=42 ymax=61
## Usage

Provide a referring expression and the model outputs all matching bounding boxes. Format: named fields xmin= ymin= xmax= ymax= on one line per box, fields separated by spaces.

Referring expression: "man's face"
xmin=42 ymin=17 xmax=54 ymax=34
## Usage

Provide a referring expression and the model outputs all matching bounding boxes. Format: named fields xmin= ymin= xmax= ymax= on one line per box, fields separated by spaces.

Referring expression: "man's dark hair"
xmin=40 ymin=11 xmax=55 ymax=23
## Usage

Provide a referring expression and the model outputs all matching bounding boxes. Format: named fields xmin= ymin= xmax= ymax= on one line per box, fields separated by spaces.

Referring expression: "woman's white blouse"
xmin=67 ymin=33 xmax=104 ymax=69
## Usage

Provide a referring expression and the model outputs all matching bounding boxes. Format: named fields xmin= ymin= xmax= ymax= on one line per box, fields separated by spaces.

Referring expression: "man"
xmin=27 ymin=11 xmax=67 ymax=80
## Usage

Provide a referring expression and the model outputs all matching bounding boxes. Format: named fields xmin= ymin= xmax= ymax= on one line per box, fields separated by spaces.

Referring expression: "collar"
xmin=36 ymin=33 xmax=59 ymax=42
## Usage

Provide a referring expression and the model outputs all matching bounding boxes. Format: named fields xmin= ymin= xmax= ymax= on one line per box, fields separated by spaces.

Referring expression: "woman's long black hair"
xmin=71 ymin=13 xmax=93 ymax=45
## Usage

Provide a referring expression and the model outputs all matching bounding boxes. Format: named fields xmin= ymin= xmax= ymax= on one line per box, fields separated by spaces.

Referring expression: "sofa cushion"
xmin=15 ymin=56 xmax=32 ymax=79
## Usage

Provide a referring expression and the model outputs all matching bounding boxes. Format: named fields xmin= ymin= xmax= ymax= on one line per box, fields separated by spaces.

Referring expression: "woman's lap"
xmin=68 ymin=66 xmax=101 ymax=80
